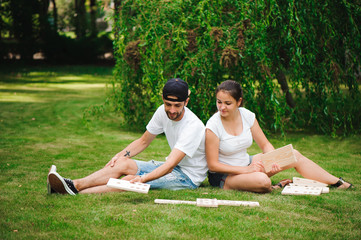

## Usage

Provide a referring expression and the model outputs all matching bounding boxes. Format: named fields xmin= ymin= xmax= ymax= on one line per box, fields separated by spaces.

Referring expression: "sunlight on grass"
xmin=53 ymin=83 xmax=107 ymax=90
xmin=0 ymin=94 xmax=46 ymax=103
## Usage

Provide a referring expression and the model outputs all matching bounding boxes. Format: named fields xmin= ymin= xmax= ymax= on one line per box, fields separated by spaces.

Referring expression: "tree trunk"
xmin=75 ymin=0 xmax=87 ymax=39
xmin=90 ymin=0 xmax=97 ymax=37
xmin=38 ymin=0 xmax=50 ymax=40
xmin=51 ymin=0 xmax=58 ymax=31
xmin=276 ymin=71 xmax=296 ymax=108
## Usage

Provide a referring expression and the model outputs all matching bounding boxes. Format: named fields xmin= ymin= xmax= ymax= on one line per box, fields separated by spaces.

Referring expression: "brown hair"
xmin=216 ymin=80 xmax=243 ymax=106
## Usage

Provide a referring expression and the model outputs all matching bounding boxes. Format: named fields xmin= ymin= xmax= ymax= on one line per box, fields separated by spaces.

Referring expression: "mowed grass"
xmin=0 ymin=65 xmax=360 ymax=239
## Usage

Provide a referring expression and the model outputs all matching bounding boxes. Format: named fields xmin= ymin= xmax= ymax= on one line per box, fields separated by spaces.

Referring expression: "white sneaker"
xmin=48 ymin=171 xmax=78 ymax=195
xmin=47 ymin=165 xmax=57 ymax=194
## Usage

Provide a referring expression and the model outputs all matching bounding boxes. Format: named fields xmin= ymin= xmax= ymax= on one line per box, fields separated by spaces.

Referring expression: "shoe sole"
xmin=48 ymin=172 xmax=76 ymax=195
xmin=47 ymin=165 xmax=57 ymax=194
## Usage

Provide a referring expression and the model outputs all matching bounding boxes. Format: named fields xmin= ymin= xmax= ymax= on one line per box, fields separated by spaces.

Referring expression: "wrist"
xmin=140 ymin=174 xmax=147 ymax=183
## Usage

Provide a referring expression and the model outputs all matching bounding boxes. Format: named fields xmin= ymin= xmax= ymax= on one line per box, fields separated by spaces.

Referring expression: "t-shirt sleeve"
xmin=241 ymin=108 xmax=256 ymax=128
xmin=146 ymin=105 xmax=165 ymax=135
xmin=205 ymin=113 xmax=221 ymax=138
xmin=174 ymin=120 xmax=205 ymax=158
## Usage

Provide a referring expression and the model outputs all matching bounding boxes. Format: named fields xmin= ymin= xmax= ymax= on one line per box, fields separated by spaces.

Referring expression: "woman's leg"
xmin=271 ymin=149 xmax=351 ymax=188
xmin=223 ymin=172 xmax=272 ymax=193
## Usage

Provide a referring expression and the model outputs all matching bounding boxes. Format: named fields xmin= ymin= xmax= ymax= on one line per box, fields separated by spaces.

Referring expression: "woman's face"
xmin=216 ymin=90 xmax=242 ymax=118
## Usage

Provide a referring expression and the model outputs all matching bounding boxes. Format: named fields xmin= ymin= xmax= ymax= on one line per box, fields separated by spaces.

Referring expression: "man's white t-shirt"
xmin=146 ymin=104 xmax=208 ymax=186
xmin=206 ymin=107 xmax=255 ymax=167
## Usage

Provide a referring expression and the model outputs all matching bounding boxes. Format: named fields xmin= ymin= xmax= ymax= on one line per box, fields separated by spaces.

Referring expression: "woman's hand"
xmin=247 ymin=160 xmax=265 ymax=173
xmin=267 ymin=163 xmax=282 ymax=176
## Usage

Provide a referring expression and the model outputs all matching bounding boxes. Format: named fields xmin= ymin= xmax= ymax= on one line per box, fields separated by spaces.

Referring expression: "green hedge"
xmin=111 ymin=0 xmax=361 ymax=135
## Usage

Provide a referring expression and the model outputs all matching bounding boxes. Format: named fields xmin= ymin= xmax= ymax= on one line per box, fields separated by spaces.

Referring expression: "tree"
xmin=89 ymin=0 xmax=97 ymax=36
xmin=50 ymin=0 xmax=58 ymax=31
xmin=75 ymin=0 xmax=86 ymax=38
xmin=111 ymin=0 xmax=361 ymax=135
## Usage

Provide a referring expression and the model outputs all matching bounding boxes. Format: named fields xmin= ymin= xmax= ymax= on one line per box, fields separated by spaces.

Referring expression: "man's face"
xmin=163 ymin=96 xmax=188 ymax=121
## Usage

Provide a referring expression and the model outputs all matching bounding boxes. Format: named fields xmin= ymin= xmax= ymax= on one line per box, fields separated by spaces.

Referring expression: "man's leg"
xmin=49 ymin=157 xmax=138 ymax=194
xmin=73 ymin=157 xmax=138 ymax=191
xmin=79 ymin=175 xmax=137 ymax=194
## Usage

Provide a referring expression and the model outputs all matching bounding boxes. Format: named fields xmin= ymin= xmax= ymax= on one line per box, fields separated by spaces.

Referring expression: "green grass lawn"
xmin=0 ymin=64 xmax=360 ymax=239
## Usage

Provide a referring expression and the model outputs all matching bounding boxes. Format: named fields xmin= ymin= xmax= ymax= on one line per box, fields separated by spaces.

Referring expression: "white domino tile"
xmin=107 ymin=178 xmax=150 ymax=194
xmin=154 ymin=198 xmax=260 ymax=208
xmin=217 ymin=200 xmax=260 ymax=207
xmin=261 ymin=144 xmax=297 ymax=173
xmin=154 ymin=199 xmax=196 ymax=205
xmin=196 ymin=198 xmax=219 ymax=208
xmin=289 ymin=183 xmax=329 ymax=193
xmin=293 ymin=177 xmax=328 ymax=187
xmin=281 ymin=185 xmax=322 ymax=196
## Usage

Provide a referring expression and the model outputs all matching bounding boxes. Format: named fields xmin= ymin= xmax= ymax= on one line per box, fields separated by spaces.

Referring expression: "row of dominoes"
xmin=281 ymin=177 xmax=330 ymax=196
xmin=154 ymin=198 xmax=260 ymax=208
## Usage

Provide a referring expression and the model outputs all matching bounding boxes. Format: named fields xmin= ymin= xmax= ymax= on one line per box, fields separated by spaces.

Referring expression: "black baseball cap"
xmin=162 ymin=78 xmax=189 ymax=102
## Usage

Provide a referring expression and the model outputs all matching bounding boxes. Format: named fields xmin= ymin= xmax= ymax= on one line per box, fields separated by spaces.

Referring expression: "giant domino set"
xmin=106 ymin=143 xmax=333 ymax=207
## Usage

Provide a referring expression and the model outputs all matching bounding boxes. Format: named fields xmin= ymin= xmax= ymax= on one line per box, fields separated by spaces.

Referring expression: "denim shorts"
xmin=134 ymin=160 xmax=197 ymax=190
xmin=208 ymin=155 xmax=253 ymax=189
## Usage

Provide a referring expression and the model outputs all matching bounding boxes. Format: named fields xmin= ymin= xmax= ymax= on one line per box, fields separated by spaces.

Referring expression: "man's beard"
xmin=166 ymin=108 xmax=184 ymax=120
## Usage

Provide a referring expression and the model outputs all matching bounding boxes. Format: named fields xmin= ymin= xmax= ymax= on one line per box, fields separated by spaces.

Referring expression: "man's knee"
xmin=111 ymin=157 xmax=138 ymax=175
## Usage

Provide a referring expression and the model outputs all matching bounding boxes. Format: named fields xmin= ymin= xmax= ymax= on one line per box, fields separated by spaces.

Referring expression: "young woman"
xmin=205 ymin=80 xmax=353 ymax=193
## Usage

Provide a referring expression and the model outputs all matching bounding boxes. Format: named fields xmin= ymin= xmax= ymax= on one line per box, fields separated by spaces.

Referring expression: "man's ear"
xmin=184 ymin=97 xmax=190 ymax=107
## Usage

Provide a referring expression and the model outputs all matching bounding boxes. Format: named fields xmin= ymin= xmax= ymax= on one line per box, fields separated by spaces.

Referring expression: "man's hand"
xmin=105 ymin=155 xmax=120 ymax=167
xmin=130 ymin=175 xmax=146 ymax=183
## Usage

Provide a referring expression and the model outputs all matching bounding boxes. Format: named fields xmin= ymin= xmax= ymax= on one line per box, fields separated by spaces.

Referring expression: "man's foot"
xmin=48 ymin=171 xmax=79 ymax=195
xmin=331 ymin=177 xmax=354 ymax=189
xmin=272 ymin=179 xmax=292 ymax=189
xmin=47 ymin=165 xmax=57 ymax=194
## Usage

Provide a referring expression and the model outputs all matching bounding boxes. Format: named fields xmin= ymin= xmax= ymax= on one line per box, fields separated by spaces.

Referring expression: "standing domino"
xmin=107 ymin=178 xmax=150 ymax=194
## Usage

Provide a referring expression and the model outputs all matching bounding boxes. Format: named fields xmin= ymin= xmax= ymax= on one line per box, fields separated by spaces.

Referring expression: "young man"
xmin=48 ymin=78 xmax=208 ymax=194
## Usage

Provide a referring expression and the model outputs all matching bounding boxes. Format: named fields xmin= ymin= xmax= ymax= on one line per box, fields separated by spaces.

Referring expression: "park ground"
xmin=0 ymin=64 xmax=360 ymax=239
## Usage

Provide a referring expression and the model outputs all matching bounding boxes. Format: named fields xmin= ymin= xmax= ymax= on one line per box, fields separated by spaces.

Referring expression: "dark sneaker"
xmin=47 ymin=165 xmax=57 ymax=194
xmin=48 ymin=171 xmax=78 ymax=195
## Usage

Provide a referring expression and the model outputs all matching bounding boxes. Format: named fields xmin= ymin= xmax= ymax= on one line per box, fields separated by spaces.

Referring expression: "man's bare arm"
xmin=131 ymin=148 xmax=186 ymax=183
xmin=106 ymin=131 xmax=157 ymax=167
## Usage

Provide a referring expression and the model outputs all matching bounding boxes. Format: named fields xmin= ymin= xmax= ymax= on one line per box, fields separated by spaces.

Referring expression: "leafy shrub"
xmin=111 ymin=0 xmax=361 ymax=135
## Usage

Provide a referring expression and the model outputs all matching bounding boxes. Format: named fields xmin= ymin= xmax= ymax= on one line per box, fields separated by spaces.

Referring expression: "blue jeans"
xmin=134 ymin=160 xmax=197 ymax=190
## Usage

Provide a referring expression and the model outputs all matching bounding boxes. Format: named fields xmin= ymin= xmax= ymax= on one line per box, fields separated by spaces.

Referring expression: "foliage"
xmin=111 ymin=0 xmax=361 ymax=135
